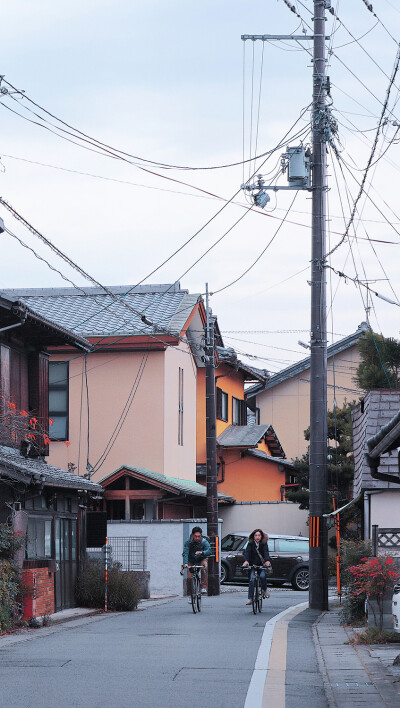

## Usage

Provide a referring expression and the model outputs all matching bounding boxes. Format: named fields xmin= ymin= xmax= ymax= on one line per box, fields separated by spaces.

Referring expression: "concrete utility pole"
xmin=309 ymin=0 xmax=329 ymax=611
xmin=204 ymin=284 xmax=220 ymax=596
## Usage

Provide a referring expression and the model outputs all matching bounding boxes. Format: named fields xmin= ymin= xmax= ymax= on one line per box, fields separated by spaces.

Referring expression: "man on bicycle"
xmin=182 ymin=526 xmax=212 ymax=596
xmin=242 ymin=528 xmax=271 ymax=606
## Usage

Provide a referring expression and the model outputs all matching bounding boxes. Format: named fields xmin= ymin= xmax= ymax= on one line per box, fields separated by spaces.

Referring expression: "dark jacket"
xmin=182 ymin=535 xmax=212 ymax=565
xmin=244 ymin=534 xmax=270 ymax=566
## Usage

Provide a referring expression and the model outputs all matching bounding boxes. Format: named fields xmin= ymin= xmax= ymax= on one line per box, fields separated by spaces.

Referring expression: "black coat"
xmin=244 ymin=538 xmax=270 ymax=566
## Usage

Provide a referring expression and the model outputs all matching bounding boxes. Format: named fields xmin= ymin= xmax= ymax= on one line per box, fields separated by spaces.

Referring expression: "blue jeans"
xmin=248 ymin=568 xmax=267 ymax=599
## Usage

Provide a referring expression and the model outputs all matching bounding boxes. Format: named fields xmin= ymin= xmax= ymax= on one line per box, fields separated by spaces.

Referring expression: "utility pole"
xmin=240 ymin=1 xmax=330 ymax=611
xmin=204 ymin=284 xmax=220 ymax=596
xmin=309 ymin=0 xmax=329 ymax=611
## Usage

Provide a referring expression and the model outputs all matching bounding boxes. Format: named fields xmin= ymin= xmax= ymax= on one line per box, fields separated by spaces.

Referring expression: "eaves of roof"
xmin=0 ymin=446 xmax=102 ymax=492
xmin=0 ymin=295 xmax=91 ymax=351
xmin=245 ymin=449 xmax=294 ymax=468
xmin=100 ymin=465 xmax=235 ymax=502
xmin=246 ymin=322 xmax=369 ymax=399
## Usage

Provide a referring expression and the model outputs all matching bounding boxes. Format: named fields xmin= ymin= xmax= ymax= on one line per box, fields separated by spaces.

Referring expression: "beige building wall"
xmin=163 ymin=341 xmax=197 ymax=481
xmin=48 ymin=344 xmax=197 ymax=484
xmin=256 ymin=345 xmax=362 ymax=461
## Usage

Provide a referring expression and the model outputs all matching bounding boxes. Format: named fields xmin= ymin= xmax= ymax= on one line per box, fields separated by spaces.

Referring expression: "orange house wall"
xmin=197 ymin=364 xmax=246 ymax=464
xmin=217 ymin=451 xmax=284 ymax=501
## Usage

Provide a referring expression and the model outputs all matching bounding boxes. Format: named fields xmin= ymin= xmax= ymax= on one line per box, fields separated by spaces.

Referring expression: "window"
xmin=26 ymin=518 xmax=52 ymax=559
xmin=178 ymin=367 xmax=184 ymax=446
xmin=49 ymin=362 xmax=69 ymax=441
xmin=232 ymin=397 xmax=247 ymax=426
xmin=216 ymin=388 xmax=228 ymax=422
xmin=276 ymin=539 xmax=308 ymax=553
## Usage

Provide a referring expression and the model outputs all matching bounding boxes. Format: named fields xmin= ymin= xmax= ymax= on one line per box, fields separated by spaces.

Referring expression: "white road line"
xmin=244 ymin=601 xmax=308 ymax=708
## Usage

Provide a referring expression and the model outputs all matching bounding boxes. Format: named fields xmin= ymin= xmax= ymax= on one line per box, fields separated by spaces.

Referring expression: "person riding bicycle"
xmin=182 ymin=526 xmax=212 ymax=597
xmin=242 ymin=528 xmax=271 ymax=606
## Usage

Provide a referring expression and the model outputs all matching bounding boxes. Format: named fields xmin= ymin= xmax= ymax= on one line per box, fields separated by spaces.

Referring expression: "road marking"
xmin=244 ymin=602 xmax=308 ymax=708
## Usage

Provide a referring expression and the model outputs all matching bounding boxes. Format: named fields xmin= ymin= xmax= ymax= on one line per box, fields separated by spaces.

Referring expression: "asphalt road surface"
xmin=0 ymin=588 xmax=311 ymax=708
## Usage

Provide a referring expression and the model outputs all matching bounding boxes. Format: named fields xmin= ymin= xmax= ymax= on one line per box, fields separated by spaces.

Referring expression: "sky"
xmin=1 ymin=0 xmax=400 ymax=376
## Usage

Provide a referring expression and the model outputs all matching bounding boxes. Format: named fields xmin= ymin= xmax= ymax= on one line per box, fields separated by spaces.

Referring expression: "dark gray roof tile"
xmin=0 ymin=284 xmax=201 ymax=338
xmin=0 ymin=446 xmax=102 ymax=492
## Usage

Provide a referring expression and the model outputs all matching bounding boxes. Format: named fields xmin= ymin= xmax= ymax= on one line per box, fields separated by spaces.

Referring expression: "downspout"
xmin=217 ymin=451 xmax=225 ymax=483
xmin=363 ymin=490 xmax=383 ymax=540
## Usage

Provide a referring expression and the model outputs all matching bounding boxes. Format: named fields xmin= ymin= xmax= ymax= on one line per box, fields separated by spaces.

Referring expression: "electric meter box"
xmin=287 ymin=146 xmax=309 ymax=182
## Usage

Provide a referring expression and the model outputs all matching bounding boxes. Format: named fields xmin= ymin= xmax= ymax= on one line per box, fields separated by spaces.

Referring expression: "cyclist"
xmin=182 ymin=526 xmax=212 ymax=597
xmin=242 ymin=528 xmax=271 ymax=606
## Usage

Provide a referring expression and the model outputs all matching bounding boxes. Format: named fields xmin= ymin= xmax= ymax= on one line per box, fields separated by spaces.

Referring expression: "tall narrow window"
xmin=49 ymin=362 xmax=69 ymax=441
xmin=232 ymin=397 xmax=247 ymax=426
xmin=178 ymin=367 xmax=184 ymax=446
xmin=216 ymin=387 xmax=228 ymax=422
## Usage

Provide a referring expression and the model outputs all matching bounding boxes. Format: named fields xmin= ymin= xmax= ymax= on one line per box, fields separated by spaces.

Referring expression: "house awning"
xmin=217 ymin=424 xmax=285 ymax=458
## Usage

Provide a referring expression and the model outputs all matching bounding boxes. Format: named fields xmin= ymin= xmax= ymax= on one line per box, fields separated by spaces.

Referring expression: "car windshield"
xmin=221 ymin=534 xmax=246 ymax=551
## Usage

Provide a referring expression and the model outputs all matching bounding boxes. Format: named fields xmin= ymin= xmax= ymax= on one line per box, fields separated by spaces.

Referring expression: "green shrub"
xmin=0 ymin=525 xmax=22 ymax=633
xmin=75 ymin=560 xmax=140 ymax=611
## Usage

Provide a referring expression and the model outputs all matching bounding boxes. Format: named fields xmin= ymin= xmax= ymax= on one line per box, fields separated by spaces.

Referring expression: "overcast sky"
xmin=1 ymin=0 xmax=400 ymax=376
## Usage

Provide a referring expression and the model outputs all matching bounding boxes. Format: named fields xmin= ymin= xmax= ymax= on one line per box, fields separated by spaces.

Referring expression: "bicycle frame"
xmin=246 ymin=565 xmax=264 ymax=614
xmin=187 ymin=565 xmax=203 ymax=614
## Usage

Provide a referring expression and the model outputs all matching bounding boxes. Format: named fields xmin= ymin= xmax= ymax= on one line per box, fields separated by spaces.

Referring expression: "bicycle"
xmin=181 ymin=565 xmax=203 ymax=613
xmin=245 ymin=565 xmax=264 ymax=615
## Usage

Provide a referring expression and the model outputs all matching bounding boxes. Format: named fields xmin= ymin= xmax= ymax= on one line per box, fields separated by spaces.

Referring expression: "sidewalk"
xmin=313 ymin=604 xmax=400 ymax=707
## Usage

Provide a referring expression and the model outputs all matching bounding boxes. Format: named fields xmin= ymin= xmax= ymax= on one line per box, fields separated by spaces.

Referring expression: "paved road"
xmin=0 ymin=589 xmax=311 ymax=708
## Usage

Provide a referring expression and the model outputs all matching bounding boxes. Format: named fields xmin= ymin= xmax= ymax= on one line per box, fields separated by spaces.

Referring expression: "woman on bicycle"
xmin=242 ymin=528 xmax=271 ymax=606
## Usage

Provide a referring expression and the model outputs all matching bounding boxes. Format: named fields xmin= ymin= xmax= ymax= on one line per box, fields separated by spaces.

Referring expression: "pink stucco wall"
xmin=48 ymin=342 xmax=197 ymax=484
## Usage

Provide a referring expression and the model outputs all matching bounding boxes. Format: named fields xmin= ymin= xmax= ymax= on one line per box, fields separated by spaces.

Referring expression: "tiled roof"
xmin=217 ymin=424 xmax=270 ymax=448
xmin=101 ymin=465 xmax=234 ymax=502
xmin=351 ymin=390 xmax=400 ymax=494
xmin=246 ymin=322 xmax=369 ymax=399
xmin=0 ymin=283 xmax=201 ymax=338
xmin=215 ymin=346 xmax=269 ymax=383
xmin=0 ymin=295 xmax=91 ymax=351
xmin=216 ymin=424 xmax=285 ymax=459
xmin=0 ymin=446 xmax=102 ymax=492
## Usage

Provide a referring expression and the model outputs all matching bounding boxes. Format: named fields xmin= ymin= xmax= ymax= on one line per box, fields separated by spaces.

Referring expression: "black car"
xmin=220 ymin=532 xmax=309 ymax=591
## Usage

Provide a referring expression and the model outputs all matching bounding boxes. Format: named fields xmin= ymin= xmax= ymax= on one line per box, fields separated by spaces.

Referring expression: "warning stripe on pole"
xmin=309 ymin=516 xmax=321 ymax=547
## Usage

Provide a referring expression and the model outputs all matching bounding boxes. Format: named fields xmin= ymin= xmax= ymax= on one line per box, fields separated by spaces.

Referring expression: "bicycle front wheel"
xmin=252 ymin=581 xmax=258 ymax=615
xmin=191 ymin=576 xmax=198 ymax=614
xmin=196 ymin=581 xmax=202 ymax=612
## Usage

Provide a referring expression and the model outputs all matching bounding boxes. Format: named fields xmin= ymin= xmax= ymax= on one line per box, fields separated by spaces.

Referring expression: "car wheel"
xmin=220 ymin=563 xmax=229 ymax=584
xmin=291 ymin=567 xmax=309 ymax=591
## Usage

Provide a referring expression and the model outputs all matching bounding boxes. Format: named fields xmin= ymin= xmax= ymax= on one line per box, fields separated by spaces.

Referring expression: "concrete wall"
xmin=107 ymin=519 xmax=222 ymax=596
xmin=219 ymin=502 xmax=309 ymax=538
xmin=371 ymin=490 xmax=400 ymax=532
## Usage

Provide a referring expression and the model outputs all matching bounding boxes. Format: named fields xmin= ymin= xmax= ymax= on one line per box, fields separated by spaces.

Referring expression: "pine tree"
xmin=286 ymin=400 xmax=355 ymax=510
xmin=354 ymin=331 xmax=400 ymax=390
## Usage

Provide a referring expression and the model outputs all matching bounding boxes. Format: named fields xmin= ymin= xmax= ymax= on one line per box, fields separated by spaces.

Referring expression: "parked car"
xmin=220 ymin=532 xmax=309 ymax=591
xmin=392 ymin=583 xmax=400 ymax=633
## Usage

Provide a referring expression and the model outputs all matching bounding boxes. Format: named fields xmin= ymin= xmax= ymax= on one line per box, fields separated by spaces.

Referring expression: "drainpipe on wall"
xmin=363 ymin=490 xmax=383 ymax=540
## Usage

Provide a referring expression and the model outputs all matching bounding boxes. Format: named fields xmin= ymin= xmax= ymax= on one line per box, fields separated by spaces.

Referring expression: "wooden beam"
xmin=104 ymin=490 xmax=165 ymax=500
